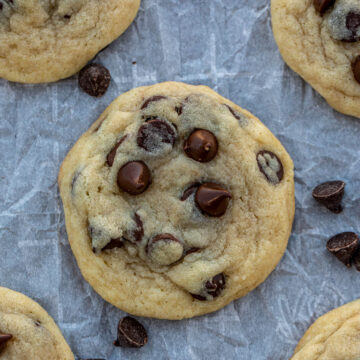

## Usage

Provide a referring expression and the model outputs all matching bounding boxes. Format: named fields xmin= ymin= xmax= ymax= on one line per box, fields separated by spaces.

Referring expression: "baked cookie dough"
xmin=291 ymin=300 xmax=360 ymax=360
xmin=58 ymin=81 xmax=295 ymax=319
xmin=0 ymin=0 xmax=140 ymax=83
xmin=272 ymin=0 xmax=360 ymax=118
xmin=0 ymin=287 xmax=73 ymax=360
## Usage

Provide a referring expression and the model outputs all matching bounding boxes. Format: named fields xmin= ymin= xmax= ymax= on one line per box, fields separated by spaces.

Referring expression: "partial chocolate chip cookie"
xmin=0 ymin=0 xmax=140 ymax=83
xmin=272 ymin=0 xmax=360 ymax=118
xmin=0 ymin=286 xmax=73 ymax=359
xmin=58 ymin=81 xmax=295 ymax=319
xmin=291 ymin=300 xmax=360 ymax=359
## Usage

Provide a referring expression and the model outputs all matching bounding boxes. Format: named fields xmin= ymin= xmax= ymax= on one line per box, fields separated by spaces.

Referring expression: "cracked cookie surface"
xmin=0 ymin=0 xmax=140 ymax=83
xmin=291 ymin=300 xmax=360 ymax=360
xmin=58 ymin=81 xmax=295 ymax=320
xmin=271 ymin=0 xmax=360 ymax=118
xmin=0 ymin=287 xmax=73 ymax=360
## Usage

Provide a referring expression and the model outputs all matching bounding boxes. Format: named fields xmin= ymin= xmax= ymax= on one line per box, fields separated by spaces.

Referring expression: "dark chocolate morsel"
xmin=117 ymin=161 xmax=151 ymax=195
xmin=0 ymin=333 xmax=12 ymax=347
xmin=131 ymin=213 xmax=144 ymax=242
xmin=0 ymin=4 xmax=3 ymax=10
xmin=141 ymin=96 xmax=167 ymax=110
xmin=312 ymin=180 xmax=345 ymax=213
xmin=101 ymin=238 xmax=124 ymax=251
xmin=346 ymin=12 xmax=360 ymax=39
xmin=191 ymin=273 xmax=226 ymax=301
xmin=256 ymin=150 xmax=284 ymax=184
xmin=353 ymin=56 xmax=360 ymax=84
xmin=64 ymin=14 xmax=71 ymax=19
xmin=181 ymin=183 xmax=201 ymax=201
xmin=78 ymin=64 xmax=111 ymax=97
xmin=313 ymin=0 xmax=335 ymax=15
xmin=137 ymin=119 xmax=177 ymax=152
xmin=184 ymin=129 xmax=218 ymax=163
xmin=106 ymin=135 xmax=128 ymax=166
xmin=195 ymin=183 xmax=232 ymax=217
xmin=326 ymin=232 xmax=359 ymax=267
xmin=114 ymin=316 xmax=148 ymax=348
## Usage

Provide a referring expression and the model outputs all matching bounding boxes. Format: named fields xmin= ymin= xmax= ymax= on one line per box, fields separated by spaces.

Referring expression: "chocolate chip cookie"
xmin=0 ymin=0 xmax=140 ymax=83
xmin=0 ymin=286 xmax=73 ymax=359
xmin=291 ymin=300 xmax=360 ymax=359
xmin=58 ymin=81 xmax=295 ymax=319
xmin=272 ymin=0 xmax=360 ymax=118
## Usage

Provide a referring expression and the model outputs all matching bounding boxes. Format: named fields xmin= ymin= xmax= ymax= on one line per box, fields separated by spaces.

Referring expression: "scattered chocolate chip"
xmin=313 ymin=0 xmax=335 ymax=15
xmin=114 ymin=317 xmax=147 ymax=348
xmin=141 ymin=96 xmax=167 ymax=110
xmin=195 ymin=183 xmax=232 ymax=217
xmin=191 ymin=273 xmax=226 ymax=301
xmin=256 ymin=150 xmax=284 ymax=185
xmin=181 ymin=183 xmax=201 ymax=201
xmin=101 ymin=238 xmax=124 ymax=251
xmin=346 ymin=11 xmax=360 ymax=40
xmin=78 ymin=64 xmax=111 ymax=97
xmin=147 ymin=234 xmax=184 ymax=266
xmin=353 ymin=55 xmax=360 ymax=84
xmin=312 ymin=180 xmax=345 ymax=213
xmin=106 ymin=135 xmax=128 ymax=166
xmin=117 ymin=161 xmax=151 ymax=195
xmin=184 ymin=129 xmax=218 ymax=163
xmin=137 ymin=119 xmax=177 ymax=152
xmin=0 ymin=333 xmax=12 ymax=347
xmin=327 ymin=232 xmax=359 ymax=267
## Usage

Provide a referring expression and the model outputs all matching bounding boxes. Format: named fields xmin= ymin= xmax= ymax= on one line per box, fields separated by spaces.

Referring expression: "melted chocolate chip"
xmin=101 ymin=238 xmax=124 ymax=251
xmin=195 ymin=183 xmax=232 ymax=217
xmin=106 ymin=135 xmax=128 ymax=166
xmin=256 ymin=151 xmax=284 ymax=184
xmin=78 ymin=64 xmax=110 ymax=97
xmin=141 ymin=96 xmax=167 ymax=110
xmin=147 ymin=234 xmax=184 ymax=266
xmin=114 ymin=317 xmax=148 ymax=348
xmin=184 ymin=129 xmax=218 ymax=163
xmin=327 ymin=232 xmax=359 ymax=267
xmin=137 ymin=119 xmax=177 ymax=152
xmin=129 ymin=213 xmax=144 ymax=242
xmin=64 ymin=14 xmax=71 ymax=19
xmin=313 ymin=0 xmax=335 ymax=15
xmin=181 ymin=183 xmax=201 ymax=201
xmin=185 ymin=247 xmax=201 ymax=255
xmin=117 ymin=161 xmax=151 ymax=195
xmin=224 ymin=104 xmax=240 ymax=120
xmin=312 ymin=180 xmax=345 ymax=213
xmin=0 ymin=333 xmax=12 ymax=347
xmin=191 ymin=273 xmax=226 ymax=301
xmin=353 ymin=55 xmax=360 ymax=84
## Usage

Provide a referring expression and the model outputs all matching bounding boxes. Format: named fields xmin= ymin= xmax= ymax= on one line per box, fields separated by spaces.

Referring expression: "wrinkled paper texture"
xmin=1 ymin=0 xmax=360 ymax=359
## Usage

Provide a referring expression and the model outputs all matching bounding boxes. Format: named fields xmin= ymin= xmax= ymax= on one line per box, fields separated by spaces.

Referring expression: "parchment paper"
xmin=1 ymin=0 xmax=360 ymax=359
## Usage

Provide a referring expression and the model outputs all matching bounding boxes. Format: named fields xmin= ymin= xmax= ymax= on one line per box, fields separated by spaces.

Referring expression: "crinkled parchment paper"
xmin=1 ymin=0 xmax=360 ymax=359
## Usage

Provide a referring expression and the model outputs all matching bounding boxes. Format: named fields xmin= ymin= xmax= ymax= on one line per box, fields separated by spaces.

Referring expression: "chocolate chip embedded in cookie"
xmin=257 ymin=151 xmax=284 ymax=184
xmin=184 ymin=129 xmax=218 ymax=162
xmin=326 ymin=232 xmax=359 ymax=267
xmin=314 ymin=0 xmax=336 ymax=15
xmin=58 ymin=82 xmax=294 ymax=319
xmin=117 ymin=161 xmax=151 ymax=195
xmin=353 ymin=55 xmax=360 ymax=83
xmin=312 ymin=180 xmax=345 ymax=213
xmin=192 ymin=273 xmax=226 ymax=301
xmin=0 ymin=333 xmax=12 ymax=349
xmin=327 ymin=1 xmax=360 ymax=42
xmin=147 ymin=234 xmax=184 ymax=266
xmin=137 ymin=119 xmax=177 ymax=153
xmin=195 ymin=183 xmax=232 ymax=217
xmin=114 ymin=316 xmax=147 ymax=348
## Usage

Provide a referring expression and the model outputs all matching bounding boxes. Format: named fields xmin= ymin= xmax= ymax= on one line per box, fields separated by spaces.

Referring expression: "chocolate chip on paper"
xmin=78 ymin=64 xmax=111 ymax=97
xmin=114 ymin=316 xmax=148 ymax=348
xmin=326 ymin=232 xmax=359 ymax=267
xmin=312 ymin=180 xmax=345 ymax=213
